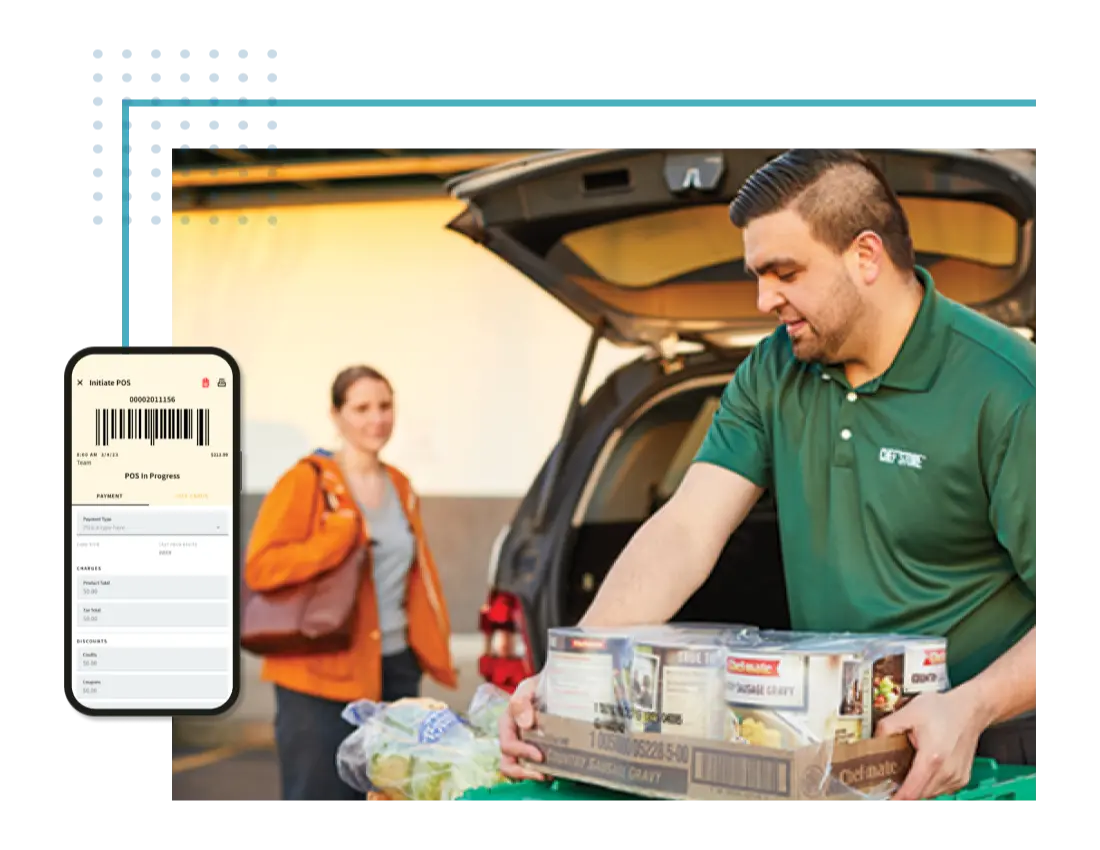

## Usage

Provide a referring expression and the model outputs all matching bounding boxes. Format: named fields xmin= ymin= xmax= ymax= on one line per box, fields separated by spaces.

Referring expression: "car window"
xmin=582 ymin=388 xmax=724 ymax=524
xmin=657 ymin=395 xmax=721 ymax=501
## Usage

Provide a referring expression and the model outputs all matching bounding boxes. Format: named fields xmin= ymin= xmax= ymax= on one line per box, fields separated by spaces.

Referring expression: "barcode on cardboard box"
xmin=691 ymin=747 xmax=791 ymax=796
xmin=94 ymin=407 xmax=210 ymax=447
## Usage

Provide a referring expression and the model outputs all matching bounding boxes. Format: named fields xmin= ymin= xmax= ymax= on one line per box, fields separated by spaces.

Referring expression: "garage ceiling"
xmin=172 ymin=148 xmax=546 ymax=210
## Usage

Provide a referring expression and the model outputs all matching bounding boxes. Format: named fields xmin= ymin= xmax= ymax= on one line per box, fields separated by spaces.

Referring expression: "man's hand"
xmin=498 ymin=676 xmax=547 ymax=782
xmin=876 ymin=689 xmax=988 ymax=800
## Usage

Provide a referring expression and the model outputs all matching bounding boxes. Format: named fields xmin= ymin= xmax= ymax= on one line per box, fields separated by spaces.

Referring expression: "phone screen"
xmin=65 ymin=347 xmax=241 ymax=716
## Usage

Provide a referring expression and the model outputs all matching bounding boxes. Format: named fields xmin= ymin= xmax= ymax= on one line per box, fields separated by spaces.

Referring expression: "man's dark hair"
xmin=729 ymin=149 xmax=915 ymax=271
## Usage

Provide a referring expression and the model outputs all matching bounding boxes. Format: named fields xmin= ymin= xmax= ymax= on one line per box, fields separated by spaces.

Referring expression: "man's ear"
xmin=851 ymin=230 xmax=885 ymax=286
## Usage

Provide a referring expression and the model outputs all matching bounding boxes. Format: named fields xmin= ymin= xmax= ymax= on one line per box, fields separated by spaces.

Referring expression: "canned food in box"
xmin=723 ymin=632 xmax=950 ymax=750
xmin=629 ymin=624 xmax=748 ymax=734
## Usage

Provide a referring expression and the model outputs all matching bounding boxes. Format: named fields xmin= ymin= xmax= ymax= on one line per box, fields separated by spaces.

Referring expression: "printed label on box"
xmin=725 ymin=653 xmax=808 ymax=711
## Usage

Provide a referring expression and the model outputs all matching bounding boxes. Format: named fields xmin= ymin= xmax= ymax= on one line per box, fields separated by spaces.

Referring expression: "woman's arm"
xmin=244 ymin=462 xmax=361 ymax=592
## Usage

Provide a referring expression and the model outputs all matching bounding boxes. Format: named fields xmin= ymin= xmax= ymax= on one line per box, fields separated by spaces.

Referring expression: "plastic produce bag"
xmin=466 ymin=680 xmax=511 ymax=736
xmin=526 ymin=623 xmax=950 ymax=800
xmin=337 ymin=683 xmax=511 ymax=801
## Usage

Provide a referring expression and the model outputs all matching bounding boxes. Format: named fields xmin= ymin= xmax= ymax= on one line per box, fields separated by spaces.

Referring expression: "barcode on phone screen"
xmin=94 ymin=408 xmax=210 ymax=447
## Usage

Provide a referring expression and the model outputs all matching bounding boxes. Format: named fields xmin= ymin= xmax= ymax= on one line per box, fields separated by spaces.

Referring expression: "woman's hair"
xmin=331 ymin=365 xmax=392 ymax=410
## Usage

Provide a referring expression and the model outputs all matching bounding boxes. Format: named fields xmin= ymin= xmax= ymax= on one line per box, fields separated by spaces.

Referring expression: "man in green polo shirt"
xmin=498 ymin=149 xmax=1036 ymax=800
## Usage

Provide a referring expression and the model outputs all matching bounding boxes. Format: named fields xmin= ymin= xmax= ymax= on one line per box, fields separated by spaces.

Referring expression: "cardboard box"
xmin=522 ymin=713 xmax=914 ymax=800
xmin=530 ymin=626 xmax=938 ymax=799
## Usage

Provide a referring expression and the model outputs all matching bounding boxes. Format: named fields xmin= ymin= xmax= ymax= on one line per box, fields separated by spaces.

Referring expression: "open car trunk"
xmin=559 ymin=370 xmax=791 ymax=631
xmin=447 ymin=148 xmax=1036 ymax=352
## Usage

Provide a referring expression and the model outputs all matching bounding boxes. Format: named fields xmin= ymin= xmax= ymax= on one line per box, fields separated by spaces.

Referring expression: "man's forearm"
xmin=956 ymin=627 xmax=1036 ymax=728
xmin=578 ymin=507 xmax=714 ymax=629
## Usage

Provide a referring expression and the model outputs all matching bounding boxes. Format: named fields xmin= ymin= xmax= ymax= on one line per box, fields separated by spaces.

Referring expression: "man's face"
xmin=743 ymin=208 xmax=865 ymax=363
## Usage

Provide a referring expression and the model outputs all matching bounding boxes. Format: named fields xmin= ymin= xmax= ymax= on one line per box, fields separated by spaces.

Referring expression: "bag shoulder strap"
xmin=302 ymin=456 xmax=340 ymax=513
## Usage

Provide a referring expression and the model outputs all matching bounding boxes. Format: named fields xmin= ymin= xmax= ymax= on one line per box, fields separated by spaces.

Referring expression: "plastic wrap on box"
xmin=540 ymin=623 xmax=755 ymax=733
xmin=629 ymin=632 xmax=732 ymax=739
xmin=336 ymin=683 xmax=511 ymax=801
xmin=527 ymin=624 xmax=948 ymax=800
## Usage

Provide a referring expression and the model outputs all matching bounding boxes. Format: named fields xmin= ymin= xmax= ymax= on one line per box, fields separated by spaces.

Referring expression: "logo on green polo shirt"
xmin=879 ymin=447 xmax=925 ymax=470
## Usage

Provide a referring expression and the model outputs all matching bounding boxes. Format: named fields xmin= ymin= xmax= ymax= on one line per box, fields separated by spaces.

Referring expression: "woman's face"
xmin=333 ymin=377 xmax=395 ymax=454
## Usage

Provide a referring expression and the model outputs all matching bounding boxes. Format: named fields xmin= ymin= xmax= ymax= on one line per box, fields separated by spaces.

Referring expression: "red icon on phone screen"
xmin=202 ymin=378 xmax=210 ymax=388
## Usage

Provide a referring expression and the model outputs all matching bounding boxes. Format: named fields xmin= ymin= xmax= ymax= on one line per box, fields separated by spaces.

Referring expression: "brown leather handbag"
xmin=240 ymin=460 xmax=369 ymax=656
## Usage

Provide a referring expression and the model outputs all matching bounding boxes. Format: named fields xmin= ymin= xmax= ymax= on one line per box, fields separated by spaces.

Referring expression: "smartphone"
xmin=65 ymin=346 xmax=241 ymax=716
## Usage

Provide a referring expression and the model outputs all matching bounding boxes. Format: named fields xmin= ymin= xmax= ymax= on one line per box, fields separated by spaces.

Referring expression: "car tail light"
xmin=478 ymin=589 xmax=534 ymax=693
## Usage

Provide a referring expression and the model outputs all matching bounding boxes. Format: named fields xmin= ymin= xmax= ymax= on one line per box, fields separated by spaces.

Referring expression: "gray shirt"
xmin=358 ymin=474 xmax=415 ymax=657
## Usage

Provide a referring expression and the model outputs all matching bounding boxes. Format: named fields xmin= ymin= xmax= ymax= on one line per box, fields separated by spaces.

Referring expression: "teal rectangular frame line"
xmin=118 ymin=98 xmax=1038 ymax=347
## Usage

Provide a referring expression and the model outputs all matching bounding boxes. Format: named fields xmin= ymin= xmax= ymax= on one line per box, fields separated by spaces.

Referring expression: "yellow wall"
xmin=172 ymin=196 xmax=639 ymax=496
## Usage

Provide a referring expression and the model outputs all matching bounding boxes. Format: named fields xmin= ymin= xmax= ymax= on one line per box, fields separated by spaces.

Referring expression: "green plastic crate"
xmin=933 ymin=758 xmax=1035 ymax=801
xmin=457 ymin=778 xmax=642 ymax=801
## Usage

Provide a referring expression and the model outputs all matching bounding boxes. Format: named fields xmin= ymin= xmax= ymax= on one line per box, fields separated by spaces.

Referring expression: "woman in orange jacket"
xmin=245 ymin=365 xmax=457 ymax=800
